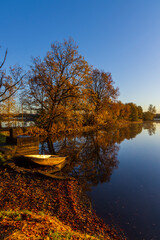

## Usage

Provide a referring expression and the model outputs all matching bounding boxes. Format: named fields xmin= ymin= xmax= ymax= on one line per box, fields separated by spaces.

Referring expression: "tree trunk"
xmin=47 ymin=137 xmax=56 ymax=154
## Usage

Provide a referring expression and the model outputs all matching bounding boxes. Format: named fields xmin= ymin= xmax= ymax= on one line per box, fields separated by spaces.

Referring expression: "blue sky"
xmin=1 ymin=0 xmax=160 ymax=111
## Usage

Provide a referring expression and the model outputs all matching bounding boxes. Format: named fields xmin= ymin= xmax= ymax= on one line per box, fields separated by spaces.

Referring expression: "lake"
xmin=40 ymin=122 xmax=160 ymax=239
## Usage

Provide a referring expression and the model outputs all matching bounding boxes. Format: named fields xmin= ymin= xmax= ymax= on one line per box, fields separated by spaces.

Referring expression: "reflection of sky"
xmin=89 ymin=123 xmax=160 ymax=240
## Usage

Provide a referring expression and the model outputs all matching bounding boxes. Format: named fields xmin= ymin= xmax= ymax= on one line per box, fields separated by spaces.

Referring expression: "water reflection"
xmin=40 ymin=124 xmax=143 ymax=190
xmin=143 ymin=122 xmax=156 ymax=135
xmin=40 ymin=123 xmax=160 ymax=239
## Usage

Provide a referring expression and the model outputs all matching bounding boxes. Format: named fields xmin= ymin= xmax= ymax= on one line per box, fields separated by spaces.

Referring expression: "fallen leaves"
xmin=0 ymin=166 xmax=126 ymax=239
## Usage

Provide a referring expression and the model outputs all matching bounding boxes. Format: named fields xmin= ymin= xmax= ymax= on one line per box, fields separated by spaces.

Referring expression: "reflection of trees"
xmin=68 ymin=132 xmax=120 ymax=190
xmin=143 ymin=122 xmax=156 ymax=136
xmin=113 ymin=124 xmax=143 ymax=143
xmin=40 ymin=124 xmax=143 ymax=191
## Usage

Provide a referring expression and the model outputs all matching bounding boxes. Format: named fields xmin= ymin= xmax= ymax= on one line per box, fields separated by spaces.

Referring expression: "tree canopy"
xmin=27 ymin=39 xmax=91 ymax=132
xmin=87 ymin=69 xmax=119 ymax=113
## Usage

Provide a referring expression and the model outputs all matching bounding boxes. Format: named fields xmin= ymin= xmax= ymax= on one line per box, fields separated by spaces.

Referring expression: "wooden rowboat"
xmin=24 ymin=155 xmax=66 ymax=166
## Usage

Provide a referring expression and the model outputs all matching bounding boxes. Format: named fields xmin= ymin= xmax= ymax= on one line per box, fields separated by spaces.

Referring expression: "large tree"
xmin=28 ymin=39 xmax=91 ymax=132
xmin=87 ymin=69 xmax=119 ymax=112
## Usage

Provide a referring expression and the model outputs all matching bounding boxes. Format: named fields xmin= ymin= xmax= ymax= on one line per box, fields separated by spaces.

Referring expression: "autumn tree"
xmin=88 ymin=69 xmax=119 ymax=112
xmin=127 ymin=103 xmax=139 ymax=121
xmin=1 ymin=78 xmax=17 ymax=127
xmin=143 ymin=104 xmax=156 ymax=121
xmin=117 ymin=103 xmax=143 ymax=122
xmin=108 ymin=101 xmax=121 ymax=120
xmin=27 ymin=39 xmax=91 ymax=132
xmin=0 ymin=49 xmax=24 ymax=128
xmin=85 ymin=69 xmax=119 ymax=124
xmin=0 ymin=49 xmax=24 ymax=103
xmin=137 ymin=106 xmax=143 ymax=119
xmin=118 ymin=102 xmax=131 ymax=121
xmin=148 ymin=104 xmax=156 ymax=114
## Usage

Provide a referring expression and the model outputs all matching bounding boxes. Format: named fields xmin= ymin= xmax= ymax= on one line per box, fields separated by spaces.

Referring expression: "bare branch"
xmin=0 ymin=49 xmax=8 ymax=69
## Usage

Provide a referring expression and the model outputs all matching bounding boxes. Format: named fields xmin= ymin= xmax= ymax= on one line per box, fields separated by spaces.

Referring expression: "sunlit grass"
xmin=0 ymin=210 xmax=104 ymax=240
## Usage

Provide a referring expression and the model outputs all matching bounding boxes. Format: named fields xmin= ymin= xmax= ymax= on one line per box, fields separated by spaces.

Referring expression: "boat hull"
xmin=24 ymin=155 xmax=66 ymax=166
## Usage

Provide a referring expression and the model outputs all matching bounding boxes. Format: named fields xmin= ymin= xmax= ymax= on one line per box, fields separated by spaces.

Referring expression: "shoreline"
xmin=22 ymin=120 xmax=143 ymax=138
xmin=0 ymin=165 xmax=126 ymax=239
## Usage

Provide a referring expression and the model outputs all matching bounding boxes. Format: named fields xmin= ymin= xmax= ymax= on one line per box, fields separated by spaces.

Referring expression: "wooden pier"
xmin=0 ymin=128 xmax=39 ymax=156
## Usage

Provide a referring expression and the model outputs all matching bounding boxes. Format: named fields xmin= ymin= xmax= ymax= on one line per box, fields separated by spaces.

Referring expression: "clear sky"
xmin=1 ymin=0 xmax=160 ymax=112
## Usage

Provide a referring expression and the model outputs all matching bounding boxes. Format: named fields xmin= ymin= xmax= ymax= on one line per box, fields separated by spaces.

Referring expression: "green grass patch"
xmin=0 ymin=209 xmax=34 ymax=221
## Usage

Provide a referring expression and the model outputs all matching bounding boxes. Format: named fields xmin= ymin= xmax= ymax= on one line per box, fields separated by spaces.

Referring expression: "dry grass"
xmin=1 ymin=210 xmax=106 ymax=240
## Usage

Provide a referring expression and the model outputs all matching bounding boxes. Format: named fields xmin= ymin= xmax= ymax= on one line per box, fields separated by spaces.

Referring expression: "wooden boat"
xmin=24 ymin=154 xmax=66 ymax=166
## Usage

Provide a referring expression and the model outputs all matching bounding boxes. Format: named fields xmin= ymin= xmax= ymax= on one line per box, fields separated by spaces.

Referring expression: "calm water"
xmin=1 ymin=120 xmax=34 ymax=128
xmin=41 ymin=122 xmax=160 ymax=239
xmin=89 ymin=123 xmax=160 ymax=240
